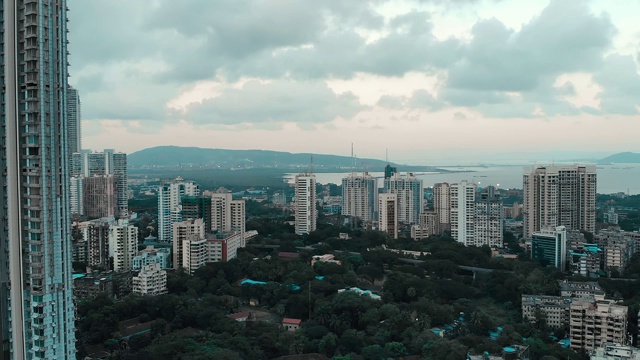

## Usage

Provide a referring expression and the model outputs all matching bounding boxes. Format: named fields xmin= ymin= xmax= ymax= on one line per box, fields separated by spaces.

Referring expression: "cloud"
xmin=594 ymin=55 xmax=640 ymax=115
xmin=182 ymin=80 xmax=366 ymax=127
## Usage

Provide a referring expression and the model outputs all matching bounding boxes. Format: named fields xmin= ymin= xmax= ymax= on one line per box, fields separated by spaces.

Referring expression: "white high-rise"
xmin=173 ymin=218 xmax=206 ymax=271
xmin=523 ymin=165 xmax=597 ymax=239
xmin=383 ymin=173 xmax=423 ymax=224
xmin=450 ymin=181 xmax=477 ymax=246
xmin=158 ymin=178 xmax=200 ymax=242
xmin=342 ymin=172 xmax=378 ymax=222
xmin=378 ymin=193 xmax=398 ymax=239
xmin=474 ymin=186 xmax=504 ymax=247
xmin=294 ymin=173 xmax=317 ymax=235
xmin=108 ymin=220 xmax=138 ymax=272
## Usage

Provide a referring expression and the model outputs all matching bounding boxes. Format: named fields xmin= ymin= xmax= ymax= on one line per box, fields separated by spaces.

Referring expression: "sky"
xmin=69 ymin=0 xmax=640 ymax=165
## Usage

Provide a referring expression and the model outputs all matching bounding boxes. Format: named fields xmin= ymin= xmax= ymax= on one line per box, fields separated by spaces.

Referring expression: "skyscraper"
xmin=294 ymin=173 xmax=317 ymax=235
xmin=1 ymin=1 xmax=76 ymax=358
xmin=67 ymin=87 xmax=81 ymax=155
xmin=342 ymin=172 xmax=378 ymax=222
xmin=523 ymin=165 xmax=596 ymax=239
xmin=383 ymin=172 xmax=423 ymax=224
xmin=450 ymin=181 xmax=477 ymax=246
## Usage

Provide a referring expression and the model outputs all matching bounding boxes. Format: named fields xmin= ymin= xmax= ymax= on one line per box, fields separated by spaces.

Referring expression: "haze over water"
xmin=287 ymin=164 xmax=640 ymax=195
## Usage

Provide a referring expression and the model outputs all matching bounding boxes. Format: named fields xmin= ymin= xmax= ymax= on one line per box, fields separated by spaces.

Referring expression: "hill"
xmin=598 ymin=152 xmax=640 ymax=164
xmin=128 ymin=146 xmax=435 ymax=171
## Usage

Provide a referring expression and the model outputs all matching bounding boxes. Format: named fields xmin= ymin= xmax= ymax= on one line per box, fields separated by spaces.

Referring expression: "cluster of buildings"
xmin=522 ymin=281 xmax=628 ymax=352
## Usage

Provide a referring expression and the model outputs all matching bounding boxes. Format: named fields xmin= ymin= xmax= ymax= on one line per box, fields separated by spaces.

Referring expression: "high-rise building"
xmin=294 ymin=173 xmax=317 ymax=235
xmin=81 ymin=218 xmax=114 ymax=269
xmin=158 ymin=178 xmax=200 ymax=242
xmin=172 ymin=218 xmax=206 ymax=271
xmin=72 ymin=150 xmax=128 ymax=218
xmin=523 ymin=165 xmax=597 ymax=239
xmin=450 ymin=181 xmax=477 ymax=246
xmin=531 ymin=226 xmax=567 ymax=271
xmin=378 ymin=194 xmax=398 ymax=239
xmin=383 ymin=173 xmax=423 ymax=224
xmin=433 ymin=183 xmax=451 ymax=231
xmin=181 ymin=196 xmax=212 ymax=232
xmin=206 ymin=192 xmax=246 ymax=242
xmin=108 ymin=220 xmax=138 ymax=272
xmin=411 ymin=211 xmax=439 ymax=240
xmin=70 ymin=175 xmax=85 ymax=216
xmin=1 ymin=1 xmax=77 ymax=357
xmin=84 ymin=175 xmax=117 ymax=219
xmin=67 ymin=87 xmax=81 ymax=155
xmin=342 ymin=172 xmax=378 ymax=222
xmin=474 ymin=186 xmax=504 ymax=247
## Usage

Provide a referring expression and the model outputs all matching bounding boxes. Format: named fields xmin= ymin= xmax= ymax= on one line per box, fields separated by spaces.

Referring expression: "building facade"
xmin=108 ymin=220 xmax=138 ymax=272
xmin=433 ymin=182 xmax=451 ymax=231
xmin=132 ymin=246 xmax=171 ymax=270
xmin=132 ymin=263 xmax=168 ymax=296
xmin=383 ymin=173 xmax=423 ymax=224
xmin=523 ymin=165 xmax=597 ymax=239
xmin=342 ymin=172 xmax=378 ymax=222
xmin=0 ymin=1 xmax=77 ymax=357
xmin=570 ymin=299 xmax=628 ymax=351
xmin=450 ymin=181 xmax=477 ymax=246
xmin=158 ymin=179 xmax=200 ymax=242
xmin=67 ymin=86 xmax=81 ymax=155
xmin=474 ymin=186 xmax=504 ymax=248
xmin=294 ymin=173 xmax=317 ymax=235
xmin=82 ymin=218 xmax=114 ymax=269
xmin=411 ymin=211 xmax=439 ymax=240
xmin=531 ymin=226 xmax=567 ymax=271
xmin=172 ymin=218 xmax=206 ymax=271
xmin=83 ymin=175 xmax=117 ymax=219
xmin=378 ymin=193 xmax=399 ymax=239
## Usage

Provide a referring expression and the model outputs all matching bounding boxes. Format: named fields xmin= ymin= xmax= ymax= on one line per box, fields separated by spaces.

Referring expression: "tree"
xmin=384 ymin=342 xmax=407 ymax=358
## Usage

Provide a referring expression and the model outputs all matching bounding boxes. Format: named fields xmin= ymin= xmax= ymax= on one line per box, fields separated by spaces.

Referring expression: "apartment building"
xmin=183 ymin=238 xmax=208 ymax=275
xmin=84 ymin=175 xmax=118 ymax=219
xmin=570 ymin=299 xmax=628 ymax=351
xmin=474 ymin=186 xmax=504 ymax=248
xmin=523 ymin=165 xmax=596 ymax=239
xmin=521 ymin=295 xmax=571 ymax=328
xmin=378 ymin=193 xmax=399 ymax=239
xmin=450 ymin=181 xmax=477 ymax=246
xmin=132 ymin=246 xmax=171 ymax=270
xmin=172 ymin=218 xmax=206 ymax=271
xmin=383 ymin=173 xmax=423 ymax=224
xmin=108 ymin=220 xmax=138 ymax=272
xmin=81 ymin=217 xmax=115 ymax=269
xmin=158 ymin=178 xmax=200 ymax=242
xmin=411 ymin=211 xmax=439 ymax=240
xmin=133 ymin=263 xmax=168 ymax=296
xmin=342 ymin=172 xmax=378 ymax=222
xmin=433 ymin=182 xmax=451 ymax=231
xmin=294 ymin=173 xmax=317 ymax=235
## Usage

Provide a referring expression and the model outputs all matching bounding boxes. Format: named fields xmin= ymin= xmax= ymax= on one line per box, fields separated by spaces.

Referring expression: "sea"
xmin=285 ymin=163 xmax=640 ymax=195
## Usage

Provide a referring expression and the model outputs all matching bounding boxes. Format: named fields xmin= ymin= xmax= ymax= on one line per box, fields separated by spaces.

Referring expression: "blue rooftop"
xmin=73 ymin=274 xmax=86 ymax=279
xmin=241 ymin=279 xmax=267 ymax=286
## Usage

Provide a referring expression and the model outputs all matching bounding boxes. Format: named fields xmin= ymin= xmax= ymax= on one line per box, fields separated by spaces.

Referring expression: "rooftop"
xmin=283 ymin=318 xmax=302 ymax=325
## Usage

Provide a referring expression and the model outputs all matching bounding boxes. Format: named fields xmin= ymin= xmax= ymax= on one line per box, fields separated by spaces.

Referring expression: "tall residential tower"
xmin=294 ymin=173 xmax=317 ymax=235
xmin=523 ymin=165 xmax=596 ymax=239
xmin=1 ymin=1 xmax=77 ymax=358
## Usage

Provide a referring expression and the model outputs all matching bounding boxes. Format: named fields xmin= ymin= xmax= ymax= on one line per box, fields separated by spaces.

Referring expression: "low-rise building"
xmin=311 ymin=254 xmax=341 ymax=266
xmin=590 ymin=343 xmax=640 ymax=360
xmin=132 ymin=263 xmax=168 ymax=296
xmin=133 ymin=246 xmax=171 ymax=270
xmin=282 ymin=318 xmax=302 ymax=332
xmin=570 ymin=298 xmax=628 ymax=352
xmin=521 ymin=295 xmax=571 ymax=328
xmin=559 ymin=280 xmax=605 ymax=299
